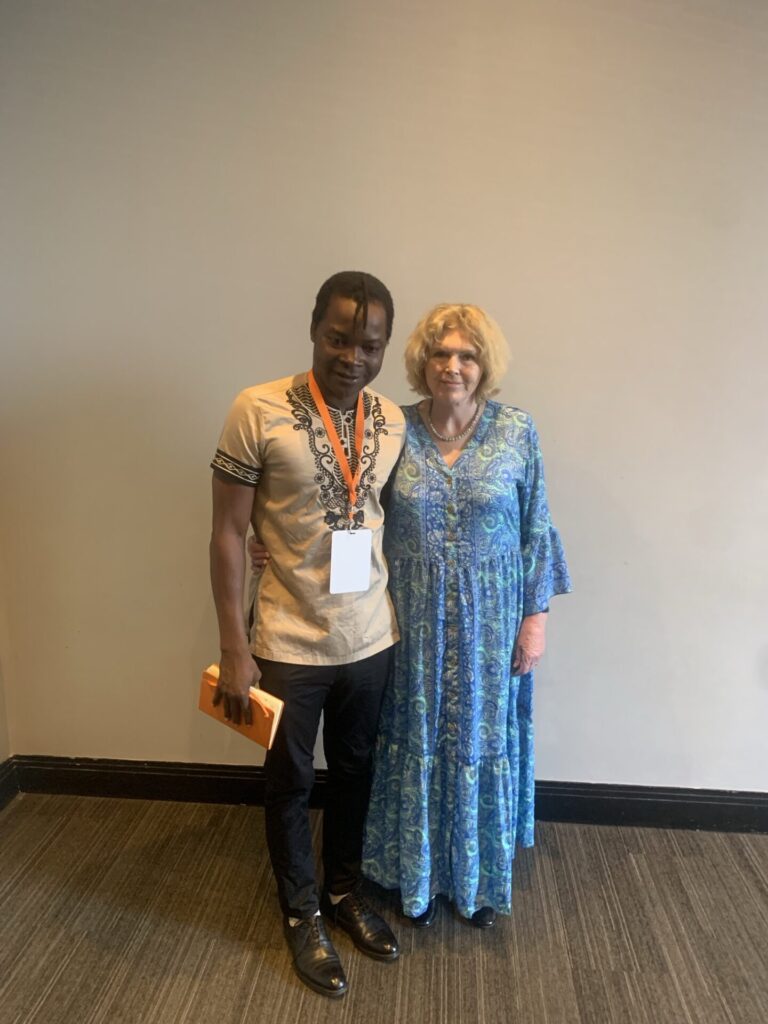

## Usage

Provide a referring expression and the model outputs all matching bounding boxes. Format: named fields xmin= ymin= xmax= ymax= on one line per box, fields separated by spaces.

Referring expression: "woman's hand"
xmin=512 ymin=612 xmax=548 ymax=675
xmin=248 ymin=535 xmax=270 ymax=572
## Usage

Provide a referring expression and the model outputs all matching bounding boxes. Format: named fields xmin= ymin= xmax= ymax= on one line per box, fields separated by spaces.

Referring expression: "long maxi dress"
xmin=362 ymin=401 xmax=572 ymax=918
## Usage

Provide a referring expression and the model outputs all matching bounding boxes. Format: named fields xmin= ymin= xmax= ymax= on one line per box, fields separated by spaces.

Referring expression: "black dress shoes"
xmin=320 ymin=889 xmax=400 ymax=962
xmin=410 ymin=897 xmax=437 ymax=928
xmin=470 ymin=906 xmax=497 ymax=929
xmin=283 ymin=915 xmax=348 ymax=998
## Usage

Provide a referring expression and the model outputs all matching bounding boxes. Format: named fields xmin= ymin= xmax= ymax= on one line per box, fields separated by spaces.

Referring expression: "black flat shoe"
xmin=283 ymin=915 xmax=348 ymax=998
xmin=320 ymin=889 xmax=400 ymax=962
xmin=470 ymin=906 xmax=496 ymax=929
xmin=410 ymin=898 xmax=437 ymax=928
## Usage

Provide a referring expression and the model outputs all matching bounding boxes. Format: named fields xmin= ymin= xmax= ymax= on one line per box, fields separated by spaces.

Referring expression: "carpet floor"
xmin=1 ymin=793 xmax=766 ymax=1024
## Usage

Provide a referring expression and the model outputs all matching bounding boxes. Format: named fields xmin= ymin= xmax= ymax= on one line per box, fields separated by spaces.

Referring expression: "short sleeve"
xmin=520 ymin=417 xmax=572 ymax=614
xmin=210 ymin=390 xmax=263 ymax=486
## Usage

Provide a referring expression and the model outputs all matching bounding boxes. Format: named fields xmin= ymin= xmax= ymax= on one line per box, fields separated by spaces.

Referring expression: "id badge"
xmin=330 ymin=528 xmax=372 ymax=594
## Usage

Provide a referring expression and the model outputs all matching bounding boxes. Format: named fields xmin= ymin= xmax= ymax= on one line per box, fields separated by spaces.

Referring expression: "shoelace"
xmin=300 ymin=915 xmax=329 ymax=949
xmin=339 ymin=891 xmax=371 ymax=920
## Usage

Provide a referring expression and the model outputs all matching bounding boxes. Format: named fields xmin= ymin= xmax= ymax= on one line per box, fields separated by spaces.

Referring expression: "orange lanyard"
xmin=307 ymin=370 xmax=365 ymax=522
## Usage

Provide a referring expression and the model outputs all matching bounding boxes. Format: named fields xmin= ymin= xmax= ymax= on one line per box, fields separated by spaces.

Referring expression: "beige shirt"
xmin=212 ymin=372 xmax=405 ymax=665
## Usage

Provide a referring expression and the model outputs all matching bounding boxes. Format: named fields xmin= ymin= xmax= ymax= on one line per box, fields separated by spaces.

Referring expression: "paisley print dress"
xmin=362 ymin=402 xmax=572 ymax=917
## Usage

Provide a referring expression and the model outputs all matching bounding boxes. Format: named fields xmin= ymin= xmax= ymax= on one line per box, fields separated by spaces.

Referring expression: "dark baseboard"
xmin=0 ymin=757 xmax=19 ymax=811
xmin=12 ymin=755 xmax=323 ymax=809
xmin=534 ymin=780 xmax=768 ymax=834
xmin=7 ymin=755 xmax=768 ymax=834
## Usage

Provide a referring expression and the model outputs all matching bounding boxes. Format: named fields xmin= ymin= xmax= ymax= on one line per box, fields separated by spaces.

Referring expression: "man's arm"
xmin=210 ymin=468 xmax=260 ymax=724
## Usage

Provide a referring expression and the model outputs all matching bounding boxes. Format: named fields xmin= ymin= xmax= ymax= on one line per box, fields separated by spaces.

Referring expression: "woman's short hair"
xmin=404 ymin=304 xmax=510 ymax=399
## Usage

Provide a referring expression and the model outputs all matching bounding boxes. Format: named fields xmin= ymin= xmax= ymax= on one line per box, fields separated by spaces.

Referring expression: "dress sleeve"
xmin=519 ymin=417 xmax=572 ymax=615
xmin=210 ymin=390 xmax=263 ymax=486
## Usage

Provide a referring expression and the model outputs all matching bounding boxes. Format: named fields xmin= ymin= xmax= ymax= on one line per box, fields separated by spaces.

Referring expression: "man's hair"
xmin=311 ymin=271 xmax=395 ymax=340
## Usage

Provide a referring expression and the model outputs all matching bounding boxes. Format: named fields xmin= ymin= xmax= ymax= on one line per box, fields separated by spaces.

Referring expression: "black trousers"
xmin=256 ymin=647 xmax=391 ymax=919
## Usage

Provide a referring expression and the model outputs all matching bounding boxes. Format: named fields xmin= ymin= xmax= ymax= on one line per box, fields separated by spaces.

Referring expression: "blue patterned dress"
xmin=362 ymin=401 xmax=572 ymax=918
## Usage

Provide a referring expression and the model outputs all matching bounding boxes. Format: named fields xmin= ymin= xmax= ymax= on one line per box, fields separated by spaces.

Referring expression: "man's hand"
xmin=248 ymin=535 xmax=270 ymax=572
xmin=213 ymin=649 xmax=261 ymax=725
xmin=210 ymin=470 xmax=259 ymax=723
xmin=512 ymin=613 xmax=547 ymax=675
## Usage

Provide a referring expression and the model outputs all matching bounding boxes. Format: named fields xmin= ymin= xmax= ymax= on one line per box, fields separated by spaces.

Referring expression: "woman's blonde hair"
xmin=404 ymin=303 xmax=510 ymax=400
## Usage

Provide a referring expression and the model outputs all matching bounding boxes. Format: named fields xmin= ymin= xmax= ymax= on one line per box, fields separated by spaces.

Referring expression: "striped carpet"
xmin=1 ymin=793 xmax=766 ymax=1023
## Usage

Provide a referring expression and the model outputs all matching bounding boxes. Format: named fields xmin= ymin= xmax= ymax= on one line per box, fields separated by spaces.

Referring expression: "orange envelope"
xmin=198 ymin=664 xmax=284 ymax=750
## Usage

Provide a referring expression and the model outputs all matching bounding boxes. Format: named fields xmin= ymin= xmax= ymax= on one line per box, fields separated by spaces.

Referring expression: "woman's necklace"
xmin=427 ymin=400 xmax=482 ymax=442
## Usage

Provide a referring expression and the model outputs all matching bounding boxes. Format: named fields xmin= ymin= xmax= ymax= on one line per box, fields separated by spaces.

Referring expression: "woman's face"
xmin=425 ymin=330 xmax=482 ymax=403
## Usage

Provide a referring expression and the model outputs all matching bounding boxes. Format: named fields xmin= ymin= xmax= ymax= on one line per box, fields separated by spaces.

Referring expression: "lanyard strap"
xmin=307 ymin=370 xmax=365 ymax=521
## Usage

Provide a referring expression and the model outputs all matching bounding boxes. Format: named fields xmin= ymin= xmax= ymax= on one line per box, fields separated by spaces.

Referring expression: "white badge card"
xmin=330 ymin=528 xmax=372 ymax=594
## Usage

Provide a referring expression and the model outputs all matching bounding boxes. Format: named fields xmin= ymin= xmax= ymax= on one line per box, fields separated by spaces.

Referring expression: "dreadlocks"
xmin=311 ymin=271 xmax=395 ymax=340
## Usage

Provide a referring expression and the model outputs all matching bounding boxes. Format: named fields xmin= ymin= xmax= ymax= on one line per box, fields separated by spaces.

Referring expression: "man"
xmin=209 ymin=271 xmax=404 ymax=999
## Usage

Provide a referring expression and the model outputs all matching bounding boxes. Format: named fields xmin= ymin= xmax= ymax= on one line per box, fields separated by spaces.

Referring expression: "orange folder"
xmin=198 ymin=663 xmax=284 ymax=750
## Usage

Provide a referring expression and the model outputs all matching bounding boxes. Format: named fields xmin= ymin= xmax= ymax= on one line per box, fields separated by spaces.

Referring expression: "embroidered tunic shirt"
xmin=211 ymin=372 xmax=406 ymax=665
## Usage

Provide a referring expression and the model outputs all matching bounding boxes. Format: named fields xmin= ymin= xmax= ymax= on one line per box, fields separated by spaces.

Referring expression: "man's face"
xmin=310 ymin=294 xmax=389 ymax=409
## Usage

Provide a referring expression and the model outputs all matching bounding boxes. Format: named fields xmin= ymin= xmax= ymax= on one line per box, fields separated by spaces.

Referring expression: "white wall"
xmin=1 ymin=0 xmax=766 ymax=789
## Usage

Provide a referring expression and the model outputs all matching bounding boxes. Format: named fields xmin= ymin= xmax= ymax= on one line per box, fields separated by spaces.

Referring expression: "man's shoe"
xmin=283 ymin=916 xmax=348 ymax=998
xmin=320 ymin=889 xmax=400 ymax=962
xmin=410 ymin=897 xmax=437 ymax=928
xmin=470 ymin=906 xmax=497 ymax=929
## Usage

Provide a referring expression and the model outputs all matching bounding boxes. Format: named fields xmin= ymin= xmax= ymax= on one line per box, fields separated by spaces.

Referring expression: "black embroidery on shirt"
xmin=287 ymin=383 xmax=388 ymax=530
xmin=211 ymin=449 xmax=262 ymax=486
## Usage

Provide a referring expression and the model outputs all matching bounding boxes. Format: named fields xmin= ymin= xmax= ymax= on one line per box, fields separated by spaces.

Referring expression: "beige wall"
xmin=0 ymin=695 xmax=8 ymax=764
xmin=0 ymin=671 xmax=9 ymax=763
xmin=1 ymin=0 xmax=767 ymax=789
xmin=0 ymin=545 xmax=11 ymax=761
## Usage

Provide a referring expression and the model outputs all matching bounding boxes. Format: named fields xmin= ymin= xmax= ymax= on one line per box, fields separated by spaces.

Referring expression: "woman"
xmin=360 ymin=304 xmax=571 ymax=928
